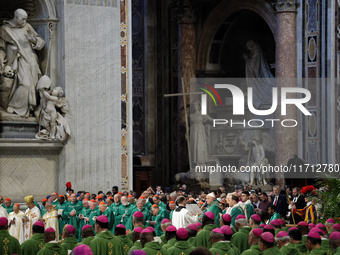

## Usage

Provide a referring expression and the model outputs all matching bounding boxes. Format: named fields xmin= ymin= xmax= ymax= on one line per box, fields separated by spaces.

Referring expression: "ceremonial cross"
xmin=164 ymin=78 xmax=203 ymax=170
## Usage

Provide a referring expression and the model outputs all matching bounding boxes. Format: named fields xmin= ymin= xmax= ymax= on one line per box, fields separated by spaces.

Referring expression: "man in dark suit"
xmin=289 ymin=187 xmax=306 ymax=223
xmin=271 ymin=186 xmax=288 ymax=218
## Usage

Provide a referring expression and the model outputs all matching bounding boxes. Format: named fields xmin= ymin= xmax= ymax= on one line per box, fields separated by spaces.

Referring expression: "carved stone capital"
xmin=168 ymin=0 xmax=197 ymax=24
xmin=275 ymin=0 xmax=298 ymax=12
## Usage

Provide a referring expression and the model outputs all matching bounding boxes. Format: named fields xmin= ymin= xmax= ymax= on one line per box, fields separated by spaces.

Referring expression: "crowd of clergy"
xmin=0 ymin=183 xmax=339 ymax=255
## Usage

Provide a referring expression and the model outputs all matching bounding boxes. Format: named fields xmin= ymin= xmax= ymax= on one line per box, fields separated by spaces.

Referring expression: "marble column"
xmin=275 ymin=0 xmax=298 ymax=186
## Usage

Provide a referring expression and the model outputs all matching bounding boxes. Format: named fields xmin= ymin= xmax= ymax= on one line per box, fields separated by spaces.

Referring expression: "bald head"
xmin=13 ymin=9 xmax=28 ymax=27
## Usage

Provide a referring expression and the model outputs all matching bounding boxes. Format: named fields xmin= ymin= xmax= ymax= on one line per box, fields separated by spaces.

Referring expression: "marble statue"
xmin=243 ymin=40 xmax=275 ymax=108
xmin=240 ymin=130 xmax=274 ymax=186
xmin=0 ymin=65 xmax=15 ymax=109
xmin=190 ymin=100 xmax=213 ymax=167
xmin=0 ymin=9 xmax=45 ymax=117
xmin=35 ymin=75 xmax=71 ymax=141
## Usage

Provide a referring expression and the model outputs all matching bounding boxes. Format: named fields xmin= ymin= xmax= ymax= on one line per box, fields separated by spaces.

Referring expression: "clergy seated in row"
xmin=231 ymin=215 xmax=251 ymax=253
xmin=311 ymin=226 xmax=333 ymax=254
xmin=8 ymin=203 xmax=25 ymax=244
xmin=61 ymin=225 xmax=78 ymax=254
xmin=162 ymin=225 xmax=177 ymax=249
xmin=37 ymin=227 xmax=66 ymax=255
xmin=21 ymin=220 xmax=45 ymax=255
xmin=78 ymin=224 xmax=95 ymax=245
xmin=187 ymin=224 xmax=198 ymax=245
xmin=126 ymin=211 xmax=146 ymax=241
xmin=191 ymin=212 xmax=217 ymax=248
xmin=0 ymin=217 xmax=21 ymax=254
xmin=140 ymin=228 xmax=167 ymax=255
xmin=306 ymin=231 xmax=329 ymax=255
xmin=89 ymin=215 xmax=124 ymax=255
xmin=209 ymin=227 xmax=239 ymax=255
xmin=125 ymin=199 xmax=150 ymax=231
xmin=115 ymin=224 xmax=133 ymax=255
xmin=73 ymin=244 xmax=93 ymax=255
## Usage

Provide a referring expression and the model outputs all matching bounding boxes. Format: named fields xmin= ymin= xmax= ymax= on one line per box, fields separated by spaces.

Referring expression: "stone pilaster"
xmin=275 ymin=0 xmax=298 ymax=186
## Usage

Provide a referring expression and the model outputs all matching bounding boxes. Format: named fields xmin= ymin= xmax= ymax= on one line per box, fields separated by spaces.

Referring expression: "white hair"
xmin=235 ymin=218 xmax=248 ymax=226
xmin=275 ymin=236 xmax=291 ymax=244
xmin=207 ymin=193 xmax=216 ymax=199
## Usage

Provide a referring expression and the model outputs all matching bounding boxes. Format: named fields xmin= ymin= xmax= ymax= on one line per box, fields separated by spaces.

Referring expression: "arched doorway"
xmin=197 ymin=0 xmax=277 ymax=75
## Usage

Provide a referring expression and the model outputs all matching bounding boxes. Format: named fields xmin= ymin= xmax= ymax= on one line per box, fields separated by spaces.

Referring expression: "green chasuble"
xmin=241 ymin=244 xmax=261 ymax=255
xmin=302 ymin=235 xmax=307 ymax=243
xmin=244 ymin=203 xmax=255 ymax=221
xmin=37 ymin=241 xmax=67 ymax=255
xmin=262 ymin=247 xmax=283 ymax=255
xmin=148 ymin=208 xmax=170 ymax=236
xmin=142 ymin=241 xmax=168 ymax=255
xmin=158 ymin=201 xmax=166 ymax=210
xmin=116 ymin=203 xmax=133 ymax=226
xmin=333 ymin=247 xmax=340 ymax=255
xmin=162 ymin=238 xmax=177 ymax=249
xmin=52 ymin=199 xmax=59 ymax=207
xmin=144 ymin=200 xmax=152 ymax=211
xmin=110 ymin=202 xmax=122 ymax=228
xmin=78 ymin=236 xmax=94 ymax=246
xmin=117 ymin=235 xmax=133 ymax=255
xmin=56 ymin=201 xmax=68 ymax=239
xmin=192 ymin=223 xmax=218 ymax=249
xmin=160 ymin=234 xmax=167 ymax=245
xmin=230 ymin=206 xmax=244 ymax=229
xmin=280 ymin=243 xmax=302 ymax=255
xmin=292 ymin=242 xmax=308 ymax=255
xmin=41 ymin=207 xmax=47 ymax=217
xmin=128 ymin=240 xmax=143 ymax=252
xmin=63 ymin=200 xmax=83 ymax=239
xmin=167 ymin=240 xmax=195 ymax=255
xmin=208 ymin=200 xmax=222 ymax=228
xmin=169 ymin=210 xmax=174 ymax=220
xmin=2 ymin=204 xmax=13 ymax=214
xmin=61 ymin=236 xmax=78 ymax=254
xmin=89 ymin=230 xmax=124 ymax=255
xmin=268 ymin=213 xmax=280 ymax=224
xmin=99 ymin=208 xmax=114 ymax=232
xmin=308 ymin=247 xmax=328 ymax=255
xmin=231 ymin=226 xmax=251 ymax=253
xmin=321 ymin=239 xmax=333 ymax=255
xmin=21 ymin=233 xmax=45 ymax=255
xmin=126 ymin=207 xmax=150 ymax=230
xmin=210 ymin=241 xmax=240 ymax=255
xmin=0 ymin=229 xmax=21 ymax=255
xmin=87 ymin=208 xmax=100 ymax=230
xmin=78 ymin=206 xmax=91 ymax=237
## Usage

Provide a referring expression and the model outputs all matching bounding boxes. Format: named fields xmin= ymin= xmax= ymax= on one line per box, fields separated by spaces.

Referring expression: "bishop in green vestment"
xmin=61 ymin=225 xmax=78 ymax=254
xmin=128 ymin=226 xmax=144 ymax=252
xmin=114 ymin=224 xmax=133 ymax=255
xmin=241 ymin=228 xmax=264 ymax=255
xmin=21 ymin=221 xmax=45 ymax=255
xmin=116 ymin=196 xmax=133 ymax=226
xmin=275 ymin=230 xmax=301 ymax=255
xmin=37 ymin=227 xmax=66 ymax=255
xmin=192 ymin=212 xmax=218 ymax=249
xmin=63 ymin=194 xmax=83 ymax=240
xmin=89 ymin=215 xmax=124 ymax=255
xmin=78 ymin=224 xmax=95 ymax=245
xmin=0 ymin=217 xmax=21 ymax=255
xmin=231 ymin=215 xmax=251 ymax=253
xmin=306 ymin=231 xmax=328 ymax=255
xmin=126 ymin=200 xmax=150 ymax=230
xmin=259 ymin=232 xmax=282 ymax=255
xmin=167 ymin=228 xmax=195 ymax=255
xmin=86 ymin=200 xmax=100 ymax=230
xmin=229 ymin=195 xmax=245 ymax=229
xmin=141 ymin=228 xmax=168 ymax=255
xmin=98 ymin=202 xmax=114 ymax=231
xmin=209 ymin=228 xmax=239 ymax=255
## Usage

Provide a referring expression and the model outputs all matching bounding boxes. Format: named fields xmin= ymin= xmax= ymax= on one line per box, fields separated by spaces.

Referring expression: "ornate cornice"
xmin=275 ymin=0 xmax=298 ymax=12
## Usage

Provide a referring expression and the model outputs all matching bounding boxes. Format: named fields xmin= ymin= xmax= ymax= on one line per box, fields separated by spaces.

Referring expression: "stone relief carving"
xmin=275 ymin=0 xmax=298 ymax=12
xmin=0 ymin=9 xmax=45 ymax=118
xmin=35 ymin=75 xmax=70 ymax=141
